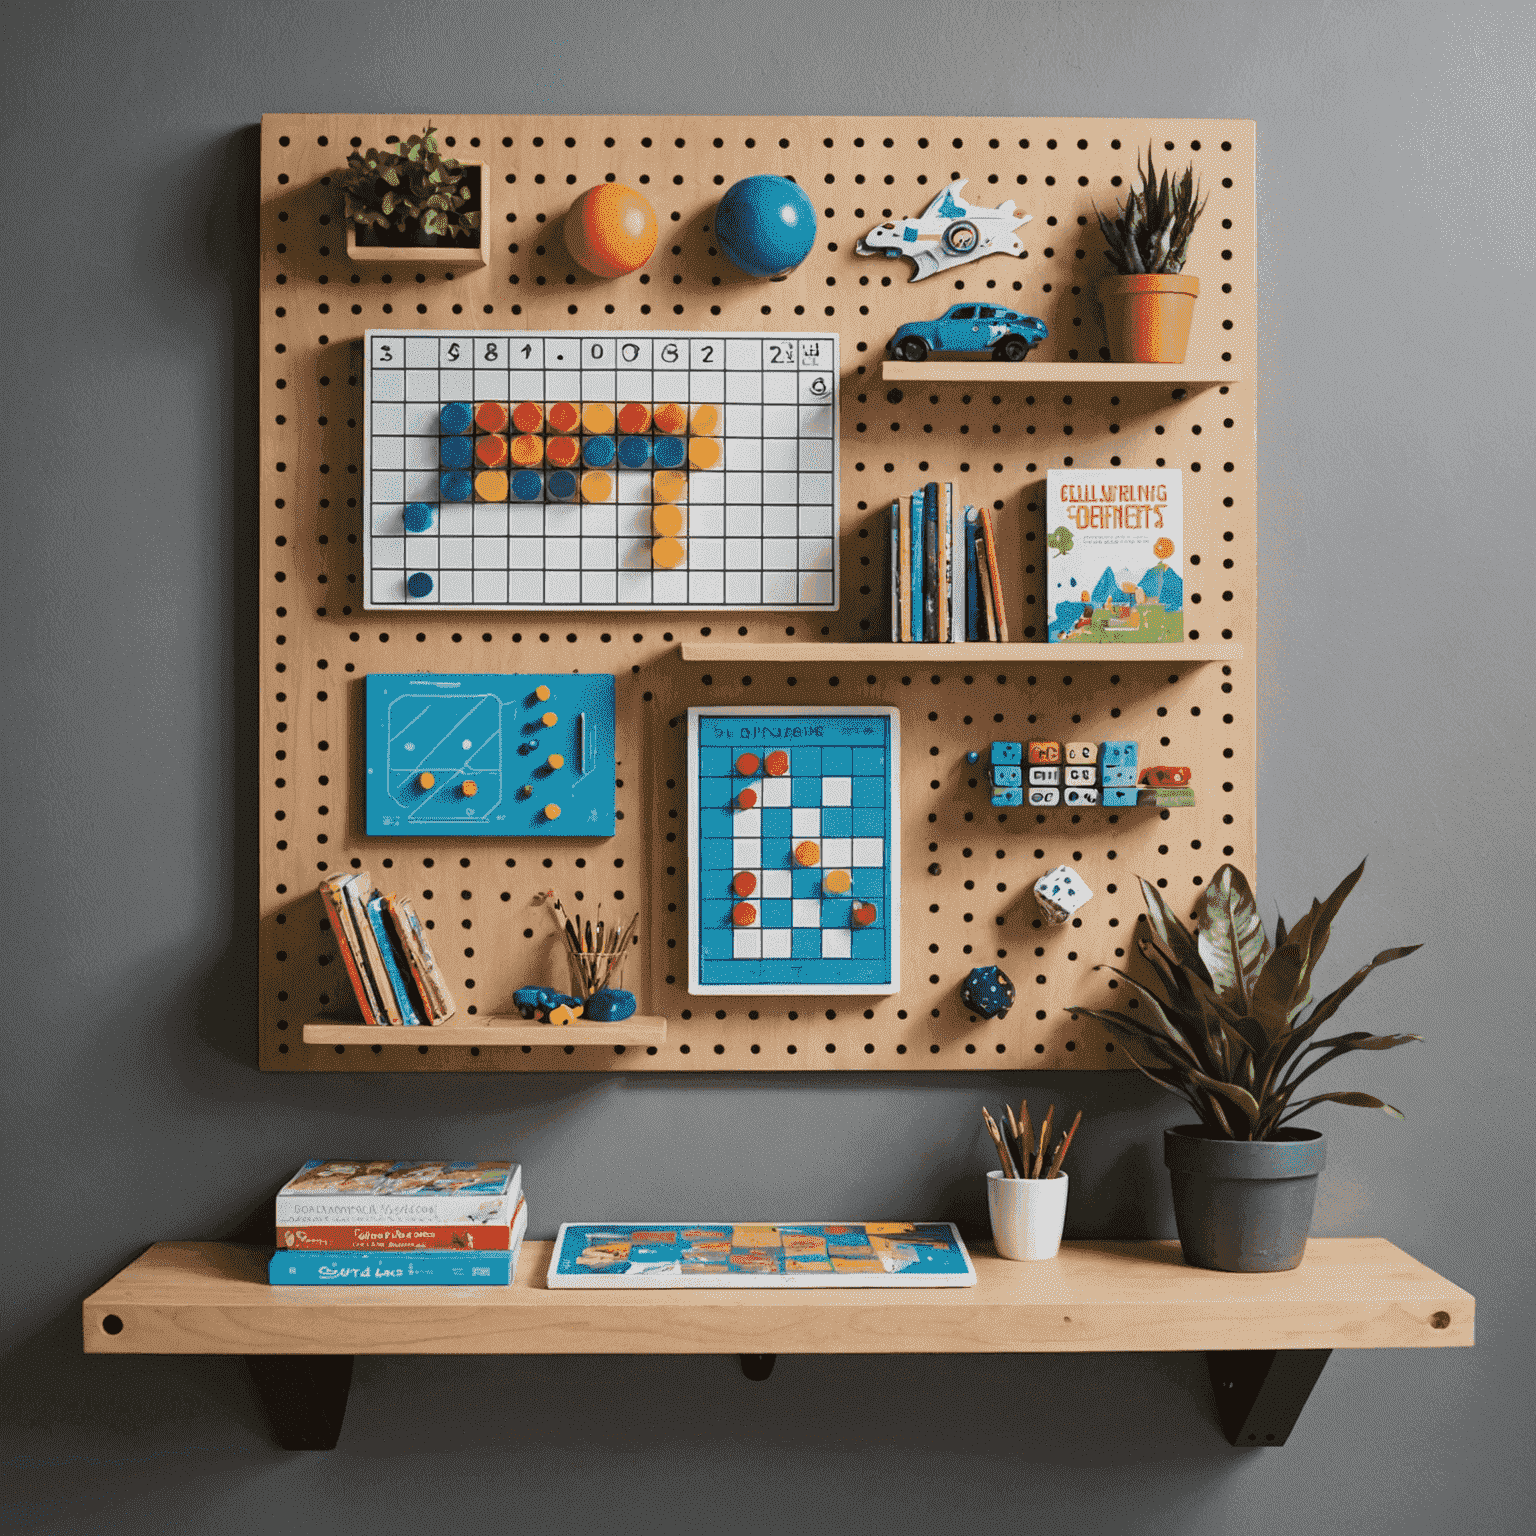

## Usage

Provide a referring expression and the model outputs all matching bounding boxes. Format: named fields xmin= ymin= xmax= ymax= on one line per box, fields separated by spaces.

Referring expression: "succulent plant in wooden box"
xmin=340 ymin=123 xmax=484 ymax=264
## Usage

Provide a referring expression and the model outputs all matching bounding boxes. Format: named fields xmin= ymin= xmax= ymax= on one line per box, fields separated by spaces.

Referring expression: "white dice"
xmin=1065 ymin=764 xmax=1097 ymax=786
xmin=1033 ymin=863 xmax=1094 ymax=924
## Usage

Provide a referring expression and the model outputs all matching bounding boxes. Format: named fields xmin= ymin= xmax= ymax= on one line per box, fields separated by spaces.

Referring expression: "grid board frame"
xmin=258 ymin=113 xmax=1256 ymax=1073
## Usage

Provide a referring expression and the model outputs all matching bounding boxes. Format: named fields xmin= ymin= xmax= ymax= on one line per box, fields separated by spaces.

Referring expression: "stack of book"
xmin=318 ymin=870 xmax=455 ymax=1027
xmin=887 ymin=481 xmax=1011 ymax=643
xmin=269 ymin=1160 xmax=528 ymax=1286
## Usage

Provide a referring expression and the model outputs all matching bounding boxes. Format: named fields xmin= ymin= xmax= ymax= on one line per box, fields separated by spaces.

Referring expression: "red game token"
xmin=764 ymin=749 xmax=789 ymax=776
xmin=736 ymin=786 xmax=758 ymax=810
xmin=735 ymin=752 xmax=761 ymax=776
xmin=852 ymin=902 xmax=878 ymax=927
xmin=731 ymin=901 xmax=757 ymax=927
xmin=732 ymin=871 xmax=757 ymax=897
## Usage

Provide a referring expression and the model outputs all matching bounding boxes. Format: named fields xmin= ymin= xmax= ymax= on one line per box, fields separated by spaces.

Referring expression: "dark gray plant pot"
xmin=1164 ymin=1126 xmax=1325 ymax=1272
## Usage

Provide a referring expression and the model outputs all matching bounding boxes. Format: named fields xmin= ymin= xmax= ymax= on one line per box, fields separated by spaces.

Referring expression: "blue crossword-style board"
xmin=364 ymin=673 xmax=615 ymax=837
xmin=687 ymin=707 xmax=900 ymax=995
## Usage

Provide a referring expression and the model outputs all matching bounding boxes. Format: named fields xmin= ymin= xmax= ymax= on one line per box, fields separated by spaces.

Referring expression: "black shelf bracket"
xmin=739 ymin=1353 xmax=776 ymax=1381
xmin=1206 ymin=1349 xmax=1331 ymax=1447
xmin=246 ymin=1355 xmax=354 ymax=1450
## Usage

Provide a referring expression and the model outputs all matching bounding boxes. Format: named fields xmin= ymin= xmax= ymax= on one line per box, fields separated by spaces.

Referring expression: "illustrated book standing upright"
xmin=1045 ymin=469 xmax=1185 ymax=643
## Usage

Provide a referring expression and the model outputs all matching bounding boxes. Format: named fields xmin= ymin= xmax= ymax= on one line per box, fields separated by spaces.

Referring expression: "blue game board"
xmin=687 ymin=707 xmax=900 ymax=994
xmin=364 ymin=673 xmax=615 ymax=837
xmin=547 ymin=1222 xmax=975 ymax=1288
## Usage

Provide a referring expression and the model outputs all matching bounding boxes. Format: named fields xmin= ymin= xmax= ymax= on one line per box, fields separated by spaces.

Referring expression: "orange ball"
xmin=564 ymin=184 xmax=659 ymax=278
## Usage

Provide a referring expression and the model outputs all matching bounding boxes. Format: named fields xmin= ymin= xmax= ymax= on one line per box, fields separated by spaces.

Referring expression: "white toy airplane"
xmin=855 ymin=179 xmax=1031 ymax=282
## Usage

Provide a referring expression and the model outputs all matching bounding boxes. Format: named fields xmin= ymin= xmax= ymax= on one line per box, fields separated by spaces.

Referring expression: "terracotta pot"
xmin=1098 ymin=273 xmax=1200 ymax=363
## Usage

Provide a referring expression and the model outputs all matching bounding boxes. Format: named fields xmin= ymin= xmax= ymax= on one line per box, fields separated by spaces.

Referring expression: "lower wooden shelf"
xmin=680 ymin=641 xmax=1241 ymax=664
xmin=302 ymin=1017 xmax=667 ymax=1048
xmin=84 ymin=1238 xmax=1470 ymax=1450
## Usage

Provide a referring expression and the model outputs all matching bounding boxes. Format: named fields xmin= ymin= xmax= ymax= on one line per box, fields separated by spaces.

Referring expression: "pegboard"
xmin=258 ymin=114 xmax=1256 ymax=1072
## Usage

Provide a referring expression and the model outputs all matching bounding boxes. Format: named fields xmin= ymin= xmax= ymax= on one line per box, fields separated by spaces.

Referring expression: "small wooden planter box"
xmin=345 ymin=162 xmax=488 ymax=270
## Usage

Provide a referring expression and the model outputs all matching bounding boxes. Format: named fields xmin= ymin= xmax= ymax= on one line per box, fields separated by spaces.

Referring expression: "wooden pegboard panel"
xmin=259 ymin=114 xmax=1255 ymax=1072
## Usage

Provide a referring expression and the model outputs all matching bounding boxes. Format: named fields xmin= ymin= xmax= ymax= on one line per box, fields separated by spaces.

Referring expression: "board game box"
xmin=547 ymin=1222 xmax=976 ymax=1288
xmin=688 ymin=706 xmax=900 ymax=995
xmin=274 ymin=1161 xmax=522 ymax=1226
xmin=1045 ymin=468 xmax=1185 ymax=643
xmin=363 ymin=328 xmax=838 ymax=611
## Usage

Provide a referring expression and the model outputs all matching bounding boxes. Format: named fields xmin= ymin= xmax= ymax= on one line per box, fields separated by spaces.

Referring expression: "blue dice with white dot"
xmin=991 ymin=741 xmax=1023 ymax=765
xmin=960 ymin=964 xmax=1016 ymax=1020
xmin=991 ymin=764 xmax=1022 ymax=788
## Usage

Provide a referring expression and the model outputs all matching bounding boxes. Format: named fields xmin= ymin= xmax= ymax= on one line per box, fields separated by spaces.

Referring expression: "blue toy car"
xmin=887 ymin=304 xmax=1048 ymax=363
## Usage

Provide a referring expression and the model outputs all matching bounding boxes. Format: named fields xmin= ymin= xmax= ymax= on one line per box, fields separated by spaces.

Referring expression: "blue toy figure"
xmin=584 ymin=988 xmax=637 ymax=1022
xmin=715 ymin=175 xmax=818 ymax=279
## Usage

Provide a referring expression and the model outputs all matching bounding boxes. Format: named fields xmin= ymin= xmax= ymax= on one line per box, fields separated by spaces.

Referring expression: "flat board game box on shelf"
xmin=1045 ymin=468 xmax=1185 ymax=643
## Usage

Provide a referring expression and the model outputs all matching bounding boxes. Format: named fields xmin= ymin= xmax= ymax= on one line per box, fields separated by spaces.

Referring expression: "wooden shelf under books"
xmin=85 ymin=1237 xmax=1470 ymax=1358
xmin=880 ymin=361 xmax=1241 ymax=387
xmin=302 ymin=1017 xmax=668 ymax=1049
xmin=680 ymin=641 xmax=1242 ymax=665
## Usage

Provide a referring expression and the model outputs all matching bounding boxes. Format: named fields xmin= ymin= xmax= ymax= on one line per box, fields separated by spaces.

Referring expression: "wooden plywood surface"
xmin=84 ymin=1239 xmax=1472 ymax=1356
xmin=259 ymin=114 xmax=1256 ymax=1071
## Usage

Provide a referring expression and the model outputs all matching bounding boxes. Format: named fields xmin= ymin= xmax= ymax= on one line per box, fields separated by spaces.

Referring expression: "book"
xmin=947 ymin=485 xmax=963 ymax=642
xmin=965 ymin=507 xmax=981 ymax=641
xmin=908 ymin=491 xmax=924 ymax=642
xmin=922 ymin=482 xmax=939 ymax=643
xmin=275 ymin=1161 xmax=523 ymax=1227
xmin=366 ymin=895 xmax=422 ymax=1027
xmin=343 ymin=875 xmax=402 ymax=1026
xmin=277 ymin=1220 xmax=515 ymax=1251
xmin=318 ymin=874 xmax=380 ymax=1026
xmin=270 ymin=1199 xmax=528 ymax=1286
xmin=978 ymin=517 xmax=998 ymax=640
xmin=386 ymin=894 xmax=455 ymax=1023
xmin=889 ymin=500 xmax=900 ymax=642
xmin=979 ymin=505 xmax=1009 ymax=641
xmin=935 ymin=482 xmax=949 ymax=642
xmin=898 ymin=493 xmax=914 ymax=641
xmin=1045 ymin=469 xmax=1185 ymax=644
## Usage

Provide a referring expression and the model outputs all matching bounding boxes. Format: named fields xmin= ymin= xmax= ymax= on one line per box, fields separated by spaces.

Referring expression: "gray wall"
xmin=2 ymin=2 xmax=1531 ymax=1531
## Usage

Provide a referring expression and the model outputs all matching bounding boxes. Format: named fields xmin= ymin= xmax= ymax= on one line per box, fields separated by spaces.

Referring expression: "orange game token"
xmin=473 ymin=469 xmax=508 ymax=502
xmin=652 ymin=469 xmax=688 ymax=502
xmin=736 ymin=786 xmax=758 ymax=810
xmin=735 ymin=752 xmax=761 ymax=777
xmin=687 ymin=436 xmax=721 ymax=469
xmin=581 ymin=402 xmax=616 ymax=435
xmin=823 ymin=869 xmax=852 ymax=895
xmin=509 ymin=434 xmax=543 ymax=467
xmin=474 ymin=434 xmax=508 ymax=468
xmin=511 ymin=401 xmax=544 ymax=433
xmin=617 ymin=402 xmax=652 ymax=434
xmin=652 ymin=503 xmax=685 ymax=537
xmin=732 ymin=871 xmax=757 ymax=897
xmin=474 ymin=401 xmax=510 ymax=433
xmin=580 ymin=470 xmax=613 ymax=502
xmin=764 ymin=750 xmax=789 ymax=776
xmin=731 ymin=901 xmax=757 ymax=927
xmin=852 ymin=902 xmax=878 ymax=927
xmin=690 ymin=403 xmax=720 ymax=435
xmin=793 ymin=840 xmax=820 ymax=868
xmin=546 ymin=435 xmax=580 ymax=468
xmin=652 ymin=535 xmax=686 ymax=569
xmin=546 ymin=401 xmax=580 ymax=434
xmin=653 ymin=402 xmax=687 ymax=435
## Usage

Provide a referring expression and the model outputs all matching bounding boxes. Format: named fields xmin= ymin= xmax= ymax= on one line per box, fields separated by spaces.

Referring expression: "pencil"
xmin=1036 ymin=1104 xmax=1055 ymax=1179
xmin=1045 ymin=1110 xmax=1083 ymax=1180
xmin=1018 ymin=1099 xmax=1035 ymax=1178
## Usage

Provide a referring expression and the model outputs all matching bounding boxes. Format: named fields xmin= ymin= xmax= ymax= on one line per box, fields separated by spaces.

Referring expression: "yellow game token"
xmin=652 ymin=503 xmax=685 ymax=537
xmin=535 ymin=685 xmax=551 ymax=701
xmin=541 ymin=711 xmax=558 ymax=727
xmin=687 ymin=436 xmax=720 ymax=469
xmin=417 ymin=771 xmax=435 ymax=790
xmin=581 ymin=402 xmax=616 ymax=435
xmin=690 ymin=403 xmax=720 ymax=435
xmin=547 ymin=753 xmax=565 ymax=770
xmin=473 ymin=469 xmax=508 ymax=502
xmin=510 ymin=434 xmax=543 ymax=467
xmin=548 ymin=1001 xmax=583 ymax=1026
xmin=580 ymin=470 xmax=613 ymax=502
xmin=544 ymin=803 xmax=561 ymax=820
xmin=652 ymin=469 xmax=688 ymax=502
xmin=793 ymin=840 xmax=821 ymax=868
xmin=462 ymin=780 xmax=478 ymax=797
xmin=652 ymin=535 xmax=686 ymax=569
xmin=823 ymin=869 xmax=852 ymax=894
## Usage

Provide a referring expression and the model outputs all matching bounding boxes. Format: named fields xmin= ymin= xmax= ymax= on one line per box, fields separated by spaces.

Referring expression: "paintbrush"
xmin=1036 ymin=1104 xmax=1055 ymax=1179
xmin=1018 ymin=1098 xmax=1036 ymax=1178
xmin=982 ymin=1107 xmax=1019 ymax=1178
xmin=1045 ymin=1109 xmax=1083 ymax=1180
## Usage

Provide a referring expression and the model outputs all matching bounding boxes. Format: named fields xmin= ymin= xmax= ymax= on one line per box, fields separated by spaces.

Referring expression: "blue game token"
xmin=439 ymin=469 xmax=473 ymax=502
xmin=403 ymin=502 xmax=435 ymax=533
xmin=583 ymin=434 xmax=616 ymax=468
xmin=653 ymin=435 xmax=686 ymax=469
xmin=406 ymin=571 xmax=435 ymax=598
xmin=511 ymin=469 xmax=544 ymax=501
xmin=439 ymin=401 xmax=473 ymax=434
xmin=546 ymin=469 xmax=578 ymax=501
xmin=439 ymin=434 xmax=474 ymax=470
xmin=616 ymin=435 xmax=652 ymax=468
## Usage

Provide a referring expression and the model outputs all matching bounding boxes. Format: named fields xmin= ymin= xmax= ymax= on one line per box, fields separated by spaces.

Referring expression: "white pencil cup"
xmin=987 ymin=1170 xmax=1069 ymax=1260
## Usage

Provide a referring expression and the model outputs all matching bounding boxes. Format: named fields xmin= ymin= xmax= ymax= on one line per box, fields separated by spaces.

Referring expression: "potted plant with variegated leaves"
xmin=1071 ymin=860 xmax=1421 ymax=1272
xmin=340 ymin=123 xmax=487 ymax=269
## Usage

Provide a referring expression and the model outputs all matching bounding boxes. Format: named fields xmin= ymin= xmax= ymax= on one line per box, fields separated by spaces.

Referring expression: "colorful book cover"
xmin=908 ymin=491 xmax=924 ymax=642
xmin=386 ymin=894 xmax=455 ymax=1023
xmin=898 ymin=494 xmax=913 ymax=642
xmin=922 ymin=482 xmax=939 ymax=643
xmin=889 ymin=500 xmax=900 ymax=642
xmin=270 ymin=1201 xmax=528 ymax=1285
xmin=366 ymin=895 xmax=422 ymax=1027
xmin=547 ymin=1220 xmax=976 ymax=1289
xmin=342 ymin=874 xmax=402 ymax=1025
xmin=276 ymin=1221 xmax=513 ymax=1251
xmin=317 ymin=875 xmax=379 ymax=1025
xmin=275 ymin=1160 xmax=523 ymax=1226
xmin=964 ymin=508 xmax=981 ymax=641
xmin=1045 ymin=469 xmax=1184 ymax=644
xmin=946 ymin=484 xmax=961 ymax=642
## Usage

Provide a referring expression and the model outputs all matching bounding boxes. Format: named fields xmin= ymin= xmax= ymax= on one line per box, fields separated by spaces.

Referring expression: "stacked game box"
xmin=269 ymin=1161 xmax=527 ymax=1286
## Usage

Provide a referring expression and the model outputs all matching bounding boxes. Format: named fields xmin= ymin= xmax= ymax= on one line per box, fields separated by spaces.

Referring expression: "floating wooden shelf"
xmin=85 ymin=1238 xmax=1470 ymax=1450
xmin=680 ymin=642 xmax=1242 ymax=665
xmin=880 ymin=360 xmax=1240 ymax=387
xmin=302 ymin=1017 xmax=667 ymax=1048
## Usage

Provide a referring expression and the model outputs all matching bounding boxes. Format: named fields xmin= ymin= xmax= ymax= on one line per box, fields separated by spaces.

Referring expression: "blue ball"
xmin=715 ymin=175 xmax=817 ymax=279
xmin=617 ymin=435 xmax=652 ymax=468
xmin=511 ymin=469 xmax=543 ymax=501
xmin=439 ymin=435 xmax=474 ymax=470
xmin=439 ymin=401 xmax=473 ymax=435
xmin=440 ymin=469 xmax=473 ymax=502
xmin=652 ymin=435 xmax=686 ymax=469
xmin=583 ymin=434 xmax=616 ymax=468
xmin=546 ymin=469 xmax=578 ymax=501
xmin=403 ymin=502 xmax=435 ymax=533
xmin=406 ymin=571 xmax=434 ymax=599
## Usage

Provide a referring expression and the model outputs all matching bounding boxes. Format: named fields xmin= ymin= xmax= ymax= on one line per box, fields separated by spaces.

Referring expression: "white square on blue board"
xmin=735 ymin=808 xmax=761 ymax=837
xmin=762 ymin=868 xmax=792 ymax=899
xmin=853 ymin=838 xmax=884 ymax=866
xmin=792 ymin=807 xmax=821 ymax=838
xmin=733 ymin=837 xmax=760 ymax=866
xmin=822 ymin=837 xmax=853 ymax=867
xmin=822 ymin=777 xmax=852 ymax=806
xmin=762 ymin=929 xmax=792 ymax=959
xmin=792 ymin=899 xmax=819 ymax=927
xmin=761 ymin=777 xmax=791 ymax=808
xmin=822 ymin=929 xmax=852 ymax=959
xmin=734 ymin=930 xmax=762 ymax=958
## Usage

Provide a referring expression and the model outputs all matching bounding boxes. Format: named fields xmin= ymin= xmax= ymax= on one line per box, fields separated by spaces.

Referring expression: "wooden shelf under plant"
xmin=302 ymin=1017 xmax=667 ymax=1048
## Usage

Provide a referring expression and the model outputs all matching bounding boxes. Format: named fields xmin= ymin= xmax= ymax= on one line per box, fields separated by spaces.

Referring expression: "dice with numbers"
xmin=992 ymin=763 xmax=1022 ymax=788
xmin=1065 ymin=741 xmax=1099 ymax=764
xmin=1028 ymin=740 xmax=1061 ymax=764
xmin=1033 ymin=864 xmax=1094 ymax=924
xmin=1101 ymin=786 xmax=1138 ymax=807
xmin=1064 ymin=786 xmax=1100 ymax=806
xmin=1100 ymin=740 xmax=1138 ymax=770
xmin=1065 ymin=764 xmax=1097 ymax=786
xmin=990 ymin=787 xmax=1024 ymax=808
xmin=1027 ymin=786 xmax=1061 ymax=807
xmin=1028 ymin=765 xmax=1061 ymax=786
